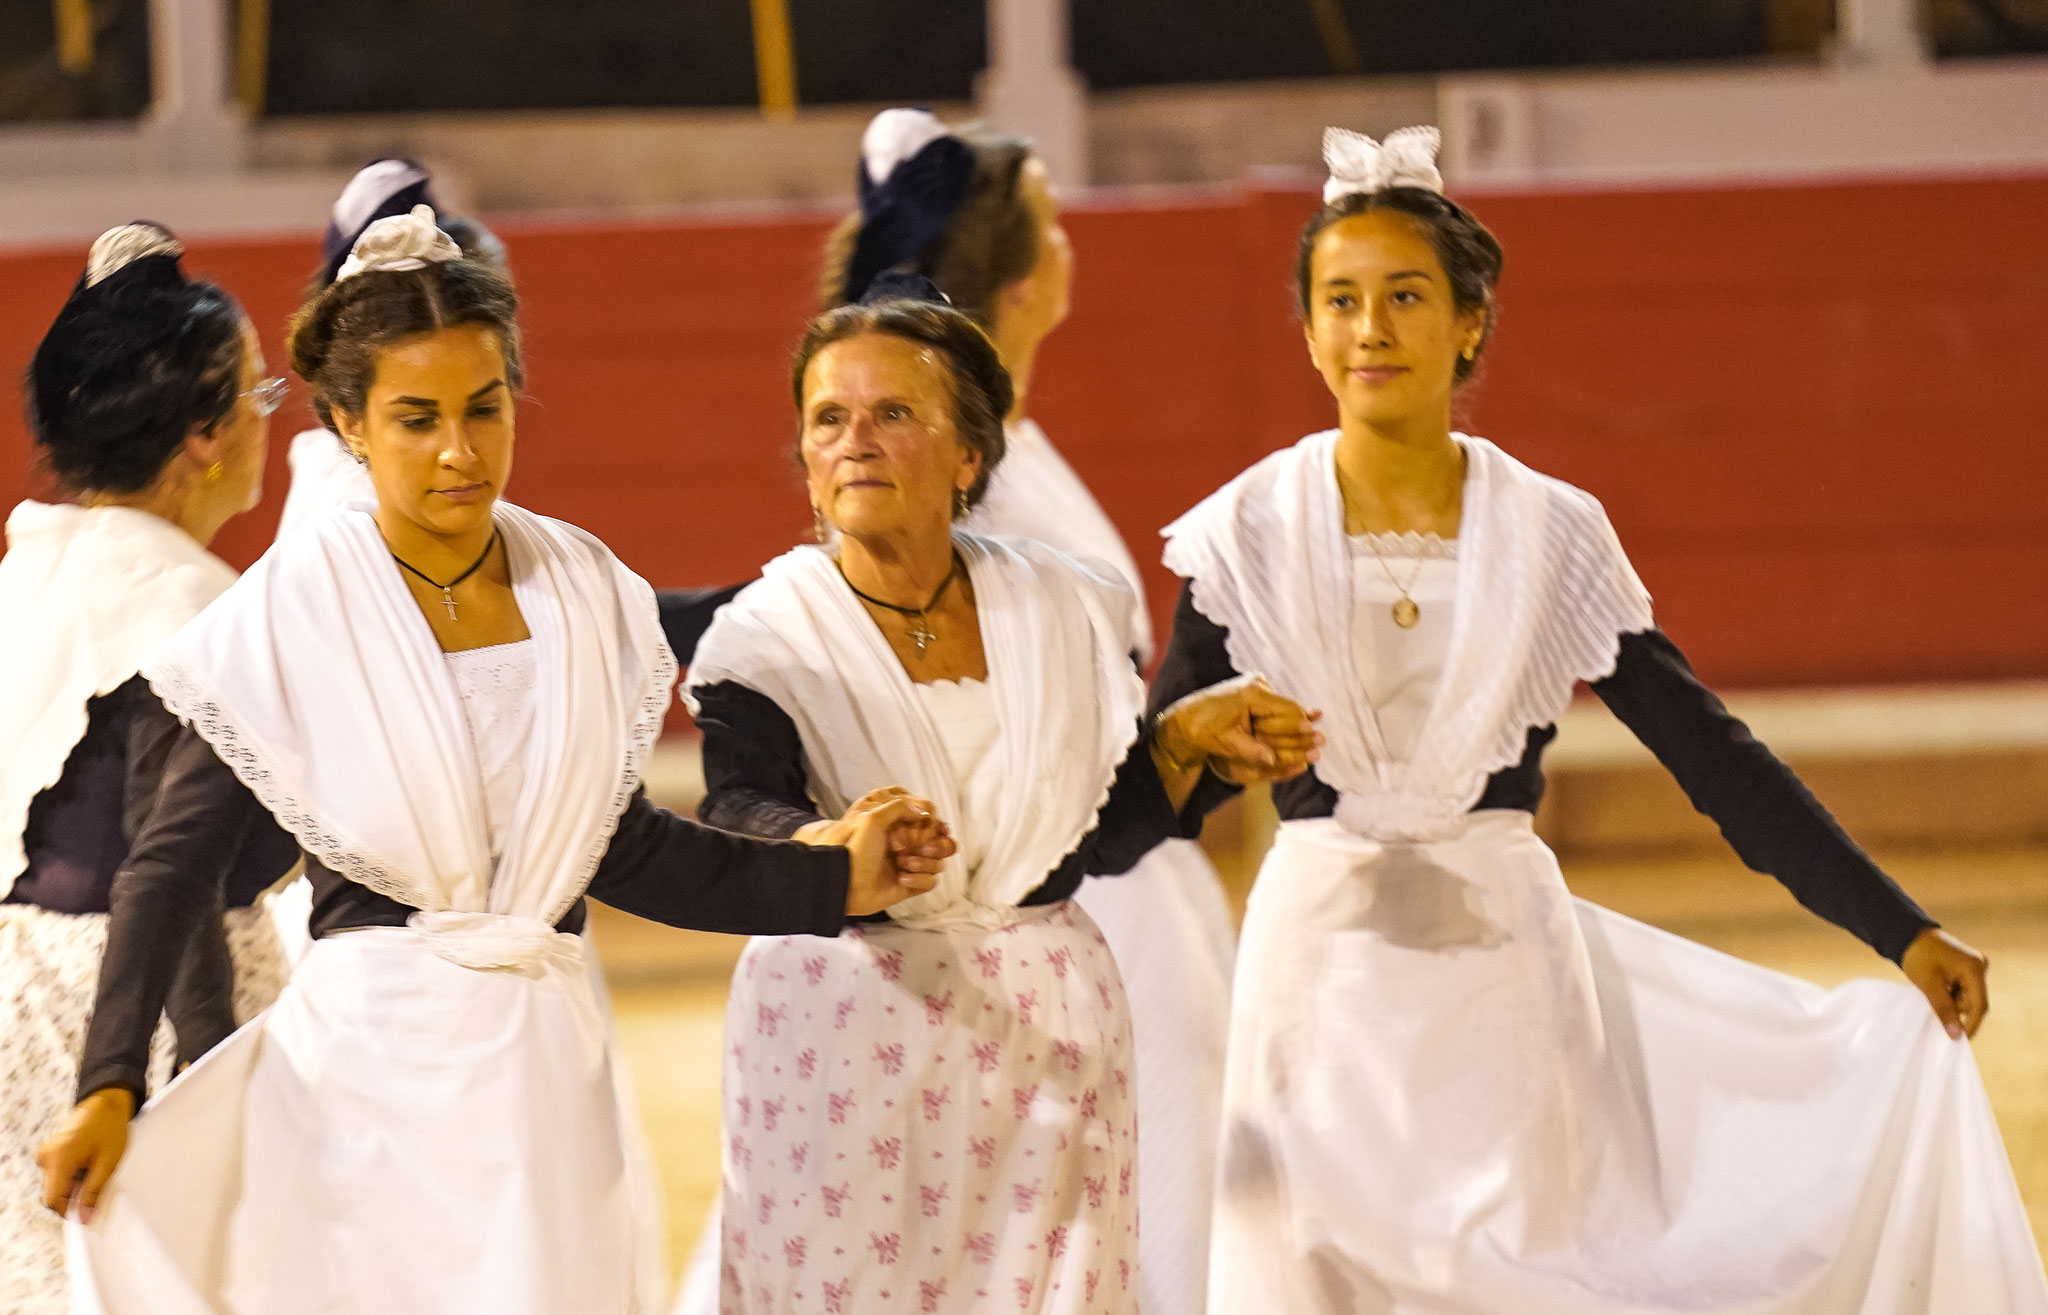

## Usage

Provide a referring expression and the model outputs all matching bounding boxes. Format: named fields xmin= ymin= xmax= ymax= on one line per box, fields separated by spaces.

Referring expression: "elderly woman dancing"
xmin=685 ymin=276 xmax=1318 ymax=1314
xmin=36 ymin=207 xmax=941 ymax=1315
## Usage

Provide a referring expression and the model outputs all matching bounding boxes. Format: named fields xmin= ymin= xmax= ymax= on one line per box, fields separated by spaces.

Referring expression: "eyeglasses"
xmin=243 ymin=377 xmax=289 ymax=417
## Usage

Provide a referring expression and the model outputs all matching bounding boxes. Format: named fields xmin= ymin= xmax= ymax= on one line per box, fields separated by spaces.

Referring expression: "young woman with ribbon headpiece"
xmin=1156 ymin=127 xmax=2046 ymax=1311
xmin=35 ymin=206 xmax=947 ymax=1315
xmin=2 ymin=224 xmax=296 ymax=1315
xmin=683 ymin=276 xmax=1319 ymax=1313
xmin=804 ymin=107 xmax=1240 ymax=1315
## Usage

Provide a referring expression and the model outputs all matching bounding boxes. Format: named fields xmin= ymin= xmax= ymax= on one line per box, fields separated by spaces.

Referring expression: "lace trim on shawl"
xmin=1348 ymin=530 xmax=1457 ymax=560
xmin=147 ymin=658 xmax=433 ymax=912
xmin=542 ymin=630 xmax=677 ymax=928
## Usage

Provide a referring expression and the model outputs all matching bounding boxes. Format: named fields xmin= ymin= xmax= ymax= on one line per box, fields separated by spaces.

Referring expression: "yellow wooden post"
xmin=1306 ymin=0 xmax=1363 ymax=76
xmin=54 ymin=0 xmax=95 ymax=73
xmin=235 ymin=0 xmax=270 ymax=114
xmin=750 ymin=0 xmax=799 ymax=121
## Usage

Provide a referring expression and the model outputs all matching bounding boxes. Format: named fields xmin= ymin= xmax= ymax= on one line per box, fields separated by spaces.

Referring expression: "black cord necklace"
xmin=837 ymin=555 xmax=959 ymax=657
xmin=392 ymin=529 xmax=500 ymax=621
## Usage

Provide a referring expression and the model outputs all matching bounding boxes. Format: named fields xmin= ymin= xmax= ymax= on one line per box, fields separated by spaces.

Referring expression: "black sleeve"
xmin=1593 ymin=629 xmax=1936 ymax=964
xmin=120 ymin=683 xmax=240 ymax=1070
xmin=692 ymin=680 xmax=827 ymax=839
xmin=656 ymin=583 xmax=752 ymax=668
xmin=79 ymin=726 xmax=275 ymax=1104
xmin=585 ymin=789 xmax=849 ymax=938
xmin=1146 ymin=582 xmax=1250 ymax=832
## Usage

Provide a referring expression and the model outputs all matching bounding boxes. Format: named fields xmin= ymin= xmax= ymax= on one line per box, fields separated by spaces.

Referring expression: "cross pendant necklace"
xmin=391 ymin=529 xmax=500 ymax=622
xmin=838 ymin=555 xmax=960 ymax=658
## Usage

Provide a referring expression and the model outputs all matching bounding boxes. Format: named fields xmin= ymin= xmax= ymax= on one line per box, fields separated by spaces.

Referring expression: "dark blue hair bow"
xmin=842 ymin=134 xmax=976 ymax=305
xmin=319 ymin=166 xmax=439 ymax=288
xmin=859 ymin=271 xmax=950 ymax=306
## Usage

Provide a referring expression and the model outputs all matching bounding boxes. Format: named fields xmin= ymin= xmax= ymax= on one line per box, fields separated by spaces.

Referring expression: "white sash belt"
xmin=406 ymin=910 xmax=585 ymax=972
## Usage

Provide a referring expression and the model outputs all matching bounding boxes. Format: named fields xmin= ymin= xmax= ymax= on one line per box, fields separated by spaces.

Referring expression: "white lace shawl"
xmin=686 ymin=533 xmax=1145 ymax=931
xmin=144 ymin=502 xmax=675 ymax=925
xmin=966 ymin=418 xmax=1155 ymax=662
xmin=0 ymin=503 xmax=237 ymax=895
xmin=1162 ymin=431 xmax=1653 ymax=841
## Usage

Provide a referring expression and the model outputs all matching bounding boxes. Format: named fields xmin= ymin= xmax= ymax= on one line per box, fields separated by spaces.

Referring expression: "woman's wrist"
xmin=1150 ymin=709 xmax=1204 ymax=776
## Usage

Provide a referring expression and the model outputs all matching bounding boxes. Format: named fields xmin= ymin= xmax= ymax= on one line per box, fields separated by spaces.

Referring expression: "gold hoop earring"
xmin=953 ymin=488 xmax=970 ymax=518
xmin=204 ymin=461 xmax=225 ymax=483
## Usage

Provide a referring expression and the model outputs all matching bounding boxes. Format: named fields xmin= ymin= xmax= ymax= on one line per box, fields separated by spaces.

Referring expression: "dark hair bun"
xmin=26 ymin=224 xmax=246 ymax=494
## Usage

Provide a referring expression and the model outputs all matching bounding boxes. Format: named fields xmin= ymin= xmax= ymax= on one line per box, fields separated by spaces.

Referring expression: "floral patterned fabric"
xmin=719 ymin=902 xmax=1138 ymax=1314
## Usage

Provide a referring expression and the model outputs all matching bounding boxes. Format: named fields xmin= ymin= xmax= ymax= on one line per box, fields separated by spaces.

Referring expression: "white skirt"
xmin=1211 ymin=812 xmax=2048 ymax=1313
xmin=1072 ymin=839 xmax=1234 ymax=1315
xmin=0 ymin=902 xmax=287 ymax=1315
xmin=718 ymin=901 xmax=1139 ymax=1314
xmin=68 ymin=918 xmax=646 ymax=1315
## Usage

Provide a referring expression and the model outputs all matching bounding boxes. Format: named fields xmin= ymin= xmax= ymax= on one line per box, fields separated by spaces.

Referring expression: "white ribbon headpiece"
xmin=84 ymin=223 xmax=183 ymax=288
xmin=1322 ymin=125 xmax=1445 ymax=203
xmin=336 ymin=204 xmax=462 ymax=282
xmin=862 ymin=107 xmax=951 ymax=186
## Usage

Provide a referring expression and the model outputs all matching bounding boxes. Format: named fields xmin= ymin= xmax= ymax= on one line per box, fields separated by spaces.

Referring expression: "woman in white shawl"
xmin=684 ymin=276 xmax=1318 ymax=1314
xmin=36 ymin=207 xmax=946 ymax=1315
xmin=1 ymin=225 xmax=296 ymax=1315
xmin=1156 ymin=127 xmax=2046 ymax=1311
xmin=785 ymin=107 xmax=1239 ymax=1315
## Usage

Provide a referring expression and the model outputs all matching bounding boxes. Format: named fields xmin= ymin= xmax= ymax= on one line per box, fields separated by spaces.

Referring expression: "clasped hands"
xmin=796 ymin=787 xmax=957 ymax=916
xmin=1151 ymin=674 xmax=1324 ymax=805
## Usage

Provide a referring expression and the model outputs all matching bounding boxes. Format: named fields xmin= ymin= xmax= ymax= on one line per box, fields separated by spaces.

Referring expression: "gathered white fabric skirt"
xmin=718 ymin=901 xmax=1139 ymax=1314
xmin=68 ymin=917 xmax=647 ymax=1315
xmin=1 ymin=902 xmax=287 ymax=1315
xmin=1071 ymin=838 xmax=1234 ymax=1315
xmin=1211 ymin=812 xmax=2048 ymax=1313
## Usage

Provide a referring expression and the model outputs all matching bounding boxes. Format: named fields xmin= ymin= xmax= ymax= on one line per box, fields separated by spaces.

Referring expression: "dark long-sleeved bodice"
xmin=6 ymin=676 xmax=294 ymax=915
xmin=1150 ymin=582 xmax=1935 ymax=965
xmin=689 ymin=679 xmax=1181 ymax=916
xmin=77 ymin=723 xmax=854 ymax=1103
xmin=655 ymin=583 xmax=750 ymax=668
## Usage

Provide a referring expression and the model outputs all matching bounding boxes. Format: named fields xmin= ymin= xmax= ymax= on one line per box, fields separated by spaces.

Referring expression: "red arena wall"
xmin=3 ymin=174 xmax=2044 ymax=689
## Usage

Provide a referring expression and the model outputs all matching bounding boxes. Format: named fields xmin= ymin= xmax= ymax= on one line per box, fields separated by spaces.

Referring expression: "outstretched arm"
xmin=1594 ymin=627 xmax=1986 ymax=1037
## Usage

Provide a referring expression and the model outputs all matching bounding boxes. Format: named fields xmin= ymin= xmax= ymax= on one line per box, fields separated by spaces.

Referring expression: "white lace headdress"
xmin=1322 ymin=125 xmax=1445 ymax=202
xmin=336 ymin=204 xmax=462 ymax=282
xmin=84 ymin=222 xmax=183 ymax=288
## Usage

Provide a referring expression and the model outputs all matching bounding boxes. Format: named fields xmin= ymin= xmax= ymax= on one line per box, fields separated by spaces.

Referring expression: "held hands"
xmin=1155 ymin=674 xmax=1325 ymax=788
xmin=795 ymin=786 xmax=957 ymax=916
xmin=1901 ymin=927 xmax=1990 ymax=1041
xmin=37 ymin=1086 xmax=134 ymax=1222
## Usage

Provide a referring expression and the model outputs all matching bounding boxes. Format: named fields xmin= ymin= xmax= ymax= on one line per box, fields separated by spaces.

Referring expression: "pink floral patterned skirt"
xmin=718 ymin=900 xmax=1139 ymax=1314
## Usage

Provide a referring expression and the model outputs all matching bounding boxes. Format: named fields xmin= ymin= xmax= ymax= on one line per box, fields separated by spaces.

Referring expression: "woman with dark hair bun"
xmin=1158 ymin=127 xmax=2046 ymax=1311
xmin=2 ymin=223 xmax=296 ymax=1315
xmin=682 ymin=275 xmax=1319 ymax=1314
xmin=800 ymin=108 xmax=1241 ymax=1315
xmin=37 ymin=206 xmax=947 ymax=1315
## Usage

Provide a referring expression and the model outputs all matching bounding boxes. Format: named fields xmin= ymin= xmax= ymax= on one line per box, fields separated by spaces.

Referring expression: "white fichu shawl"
xmin=0 ymin=503 xmax=238 ymax=895
xmin=686 ymin=533 xmax=1145 ymax=932
xmin=143 ymin=502 xmax=675 ymax=929
xmin=1163 ymin=431 xmax=1654 ymax=841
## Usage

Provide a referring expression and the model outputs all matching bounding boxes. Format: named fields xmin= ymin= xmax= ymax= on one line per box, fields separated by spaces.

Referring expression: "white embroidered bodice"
xmin=1347 ymin=533 xmax=1458 ymax=765
xmin=913 ymin=677 xmax=1003 ymax=880
xmin=446 ymin=640 xmax=538 ymax=863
